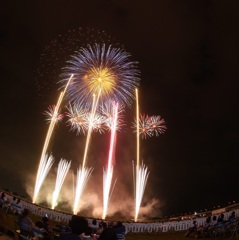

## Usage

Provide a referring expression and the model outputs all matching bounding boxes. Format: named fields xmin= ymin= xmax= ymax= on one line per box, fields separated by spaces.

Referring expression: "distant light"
xmin=194 ymin=212 xmax=197 ymax=215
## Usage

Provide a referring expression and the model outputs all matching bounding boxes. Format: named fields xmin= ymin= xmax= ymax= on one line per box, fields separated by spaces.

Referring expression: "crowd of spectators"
xmin=16 ymin=207 xmax=126 ymax=240
xmin=185 ymin=211 xmax=237 ymax=238
xmin=58 ymin=216 xmax=126 ymax=240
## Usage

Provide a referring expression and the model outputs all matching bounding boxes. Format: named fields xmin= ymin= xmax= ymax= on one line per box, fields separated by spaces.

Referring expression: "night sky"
xmin=1 ymin=1 xmax=239 ymax=218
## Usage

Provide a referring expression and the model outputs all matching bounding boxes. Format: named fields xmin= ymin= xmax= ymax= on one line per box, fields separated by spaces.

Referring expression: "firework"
xmin=102 ymin=102 xmax=118 ymax=219
xmin=84 ymin=111 xmax=106 ymax=134
xmin=133 ymin=89 xmax=166 ymax=221
xmin=63 ymin=44 xmax=139 ymax=215
xmin=44 ymin=105 xmax=64 ymax=123
xmin=66 ymin=104 xmax=106 ymax=135
xmin=100 ymin=100 xmax=125 ymax=131
xmin=62 ymin=44 xmax=140 ymax=107
xmin=148 ymin=115 xmax=167 ymax=136
xmin=132 ymin=114 xmax=167 ymax=139
xmin=72 ymin=94 xmax=99 ymax=213
xmin=134 ymin=88 xmax=150 ymax=222
xmin=135 ymin=164 xmax=150 ymax=222
xmin=33 ymin=75 xmax=73 ymax=203
xmin=66 ymin=101 xmax=125 ymax=134
xmin=52 ymin=159 xmax=71 ymax=210
xmin=66 ymin=104 xmax=88 ymax=135
xmin=33 ymin=154 xmax=54 ymax=203
xmin=73 ymin=166 xmax=93 ymax=214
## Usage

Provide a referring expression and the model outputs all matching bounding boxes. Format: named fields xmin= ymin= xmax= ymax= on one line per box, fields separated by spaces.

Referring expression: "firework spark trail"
xmin=73 ymin=166 xmax=93 ymax=214
xmin=100 ymin=101 xmax=125 ymax=131
xmin=52 ymin=159 xmax=71 ymax=209
xmin=33 ymin=74 xmax=73 ymax=203
xmin=44 ymin=105 xmax=64 ymax=123
xmin=102 ymin=102 xmax=118 ymax=219
xmin=134 ymin=88 xmax=150 ymax=222
xmin=82 ymin=90 xmax=101 ymax=169
xmin=135 ymin=164 xmax=150 ymax=222
xmin=33 ymin=154 xmax=54 ymax=204
xmin=136 ymin=89 xmax=140 ymax=170
xmin=73 ymin=91 xmax=101 ymax=214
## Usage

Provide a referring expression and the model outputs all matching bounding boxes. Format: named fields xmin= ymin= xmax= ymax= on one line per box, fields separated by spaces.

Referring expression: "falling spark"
xmin=73 ymin=166 xmax=93 ymax=214
xmin=102 ymin=102 xmax=118 ymax=219
xmin=52 ymin=159 xmax=71 ymax=210
xmin=33 ymin=74 xmax=73 ymax=203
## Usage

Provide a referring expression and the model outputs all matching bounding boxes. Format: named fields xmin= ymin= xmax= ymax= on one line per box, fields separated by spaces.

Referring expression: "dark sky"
xmin=1 ymin=0 xmax=239 ymax=218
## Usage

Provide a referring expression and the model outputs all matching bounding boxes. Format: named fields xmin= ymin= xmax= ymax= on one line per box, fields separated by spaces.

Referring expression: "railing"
xmin=2 ymin=192 xmax=239 ymax=233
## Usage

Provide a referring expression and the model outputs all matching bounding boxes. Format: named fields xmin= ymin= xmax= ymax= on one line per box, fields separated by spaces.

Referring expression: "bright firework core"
xmin=86 ymin=67 xmax=116 ymax=96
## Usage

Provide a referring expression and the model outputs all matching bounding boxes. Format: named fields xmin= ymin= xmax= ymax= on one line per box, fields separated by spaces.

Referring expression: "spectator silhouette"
xmin=185 ymin=220 xmax=197 ymax=237
xmin=114 ymin=221 xmax=126 ymax=240
xmin=98 ymin=222 xmax=117 ymax=240
xmin=58 ymin=215 xmax=88 ymax=240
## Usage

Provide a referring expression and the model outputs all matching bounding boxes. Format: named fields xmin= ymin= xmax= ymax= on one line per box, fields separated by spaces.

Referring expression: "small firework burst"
xmin=100 ymin=101 xmax=125 ymax=131
xmin=133 ymin=114 xmax=167 ymax=139
xmin=84 ymin=112 xmax=106 ymax=134
xmin=66 ymin=104 xmax=88 ymax=135
xmin=132 ymin=114 xmax=150 ymax=139
xmin=148 ymin=115 xmax=167 ymax=136
xmin=44 ymin=105 xmax=63 ymax=123
xmin=66 ymin=104 xmax=106 ymax=135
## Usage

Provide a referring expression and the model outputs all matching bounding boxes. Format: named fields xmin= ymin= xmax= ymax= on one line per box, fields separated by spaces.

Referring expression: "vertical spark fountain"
xmin=134 ymin=88 xmax=150 ymax=222
xmin=102 ymin=102 xmax=118 ymax=219
xmin=33 ymin=74 xmax=73 ymax=203
xmin=52 ymin=159 xmax=71 ymax=209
